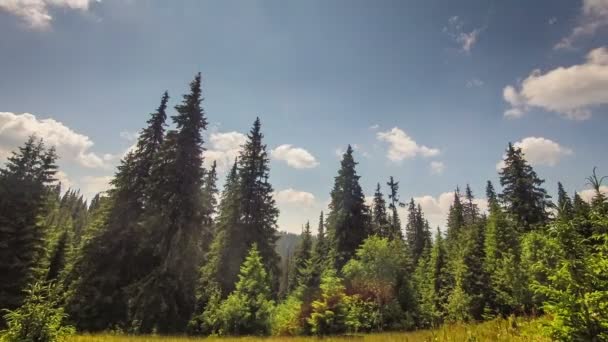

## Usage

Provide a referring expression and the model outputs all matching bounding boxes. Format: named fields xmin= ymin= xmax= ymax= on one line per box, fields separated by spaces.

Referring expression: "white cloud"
xmin=430 ymin=161 xmax=445 ymax=174
xmin=0 ymin=112 xmax=111 ymax=168
xmin=466 ymin=78 xmax=484 ymax=88
xmin=204 ymin=131 xmax=246 ymax=173
xmin=271 ymin=144 xmax=319 ymax=169
xmin=503 ymin=47 xmax=608 ymax=120
xmin=376 ymin=127 xmax=439 ymax=162
xmin=274 ymin=188 xmax=316 ymax=207
xmin=444 ymin=16 xmax=482 ymax=53
xmin=496 ymin=137 xmax=573 ymax=170
xmin=413 ymin=192 xmax=488 ymax=231
xmin=54 ymin=170 xmax=73 ymax=190
xmin=548 ymin=17 xmax=558 ymax=25
xmin=579 ymin=185 xmax=608 ymax=203
xmin=369 ymin=124 xmax=380 ymax=130
xmin=334 ymin=144 xmax=370 ymax=159
xmin=555 ymin=0 xmax=608 ymax=50
xmin=0 ymin=0 xmax=97 ymax=29
xmin=80 ymin=175 xmax=112 ymax=200
xmin=119 ymin=131 xmax=138 ymax=141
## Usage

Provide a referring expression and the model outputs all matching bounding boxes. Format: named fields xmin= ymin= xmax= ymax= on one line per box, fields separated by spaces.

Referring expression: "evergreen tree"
xmin=287 ymin=222 xmax=313 ymax=292
xmin=462 ymin=184 xmax=479 ymax=226
xmin=498 ymin=143 xmax=551 ymax=231
xmin=446 ymin=189 xmax=464 ymax=242
xmin=405 ymin=200 xmax=431 ymax=264
xmin=326 ymin=145 xmax=369 ymax=270
xmin=0 ymin=136 xmax=57 ymax=314
xmin=128 ymin=74 xmax=207 ymax=333
xmin=237 ymin=118 xmax=281 ymax=292
xmin=68 ymin=91 xmax=169 ymax=331
xmin=556 ymin=182 xmax=574 ymax=221
xmin=201 ymin=160 xmax=218 ymax=246
xmin=371 ymin=183 xmax=389 ymax=237
xmin=486 ymin=181 xmax=497 ymax=207
xmin=386 ymin=176 xmax=404 ymax=240
xmin=201 ymin=245 xmax=274 ymax=335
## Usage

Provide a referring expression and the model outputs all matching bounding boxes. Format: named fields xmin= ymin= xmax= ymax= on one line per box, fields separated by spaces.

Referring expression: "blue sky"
xmin=1 ymin=0 xmax=607 ymax=233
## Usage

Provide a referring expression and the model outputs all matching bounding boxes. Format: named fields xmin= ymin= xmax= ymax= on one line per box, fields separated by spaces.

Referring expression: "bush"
xmin=270 ymin=291 xmax=304 ymax=336
xmin=0 ymin=282 xmax=74 ymax=342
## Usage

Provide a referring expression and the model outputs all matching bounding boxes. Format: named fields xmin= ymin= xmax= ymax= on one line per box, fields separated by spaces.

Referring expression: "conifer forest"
xmin=0 ymin=73 xmax=607 ymax=342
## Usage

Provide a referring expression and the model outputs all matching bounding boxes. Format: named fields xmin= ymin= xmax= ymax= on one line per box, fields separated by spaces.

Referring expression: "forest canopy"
xmin=0 ymin=74 xmax=607 ymax=341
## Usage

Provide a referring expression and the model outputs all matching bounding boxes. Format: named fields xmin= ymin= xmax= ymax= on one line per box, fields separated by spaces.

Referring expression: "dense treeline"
xmin=0 ymin=74 xmax=607 ymax=341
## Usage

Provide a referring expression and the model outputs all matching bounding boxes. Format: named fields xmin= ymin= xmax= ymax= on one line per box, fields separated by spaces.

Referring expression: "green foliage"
xmin=326 ymin=145 xmax=370 ymax=270
xmin=0 ymin=136 xmax=57 ymax=314
xmin=270 ymin=291 xmax=304 ymax=336
xmin=202 ymin=245 xmax=274 ymax=336
xmin=307 ymin=268 xmax=349 ymax=335
xmin=536 ymin=206 xmax=608 ymax=341
xmin=499 ymin=143 xmax=551 ymax=231
xmin=0 ymin=283 xmax=74 ymax=342
xmin=405 ymin=199 xmax=432 ymax=264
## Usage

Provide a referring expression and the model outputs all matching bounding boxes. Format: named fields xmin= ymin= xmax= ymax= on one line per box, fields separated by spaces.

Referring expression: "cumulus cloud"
xmin=579 ymin=186 xmax=608 ymax=203
xmin=496 ymin=137 xmax=573 ymax=170
xmin=503 ymin=47 xmax=608 ymax=120
xmin=414 ymin=192 xmax=488 ymax=230
xmin=466 ymin=78 xmax=484 ymax=88
xmin=376 ymin=127 xmax=439 ymax=162
xmin=0 ymin=0 xmax=97 ymax=29
xmin=80 ymin=175 xmax=112 ymax=200
xmin=430 ymin=161 xmax=445 ymax=175
xmin=204 ymin=131 xmax=246 ymax=173
xmin=444 ymin=16 xmax=482 ymax=53
xmin=555 ymin=0 xmax=608 ymax=50
xmin=0 ymin=112 xmax=112 ymax=168
xmin=274 ymin=188 xmax=316 ymax=207
xmin=271 ymin=144 xmax=319 ymax=169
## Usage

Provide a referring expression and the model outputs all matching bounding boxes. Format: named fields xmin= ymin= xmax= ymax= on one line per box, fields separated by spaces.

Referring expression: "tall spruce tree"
xmin=287 ymin=222 xmax=313 ymax=292
xmin=371 ymin=183 xmax=389 ymax=237
xmin=128 ymin=74 xmax=207 ymax=333
xmin=201 ymin=161 xmax=218 ymax=244
xmin=498 ymin=143 xmax=551 ymax=231
xmin=446 ymin=188 xmax=465 ymax=242
xmin=557 ymin=182 xmax=574 ymax=221
xmin=462 ymin=184 xmax=479 ymax=226
xmin=0 ymin=136 xmax=57 ymax=314
xmin=237 ymin=118 xmax=281 ymax=292
xmin=405 ymin=199 xmax=431 ymax=264
xmin=68 ymin=91 xmax=169 ymax=331
xmin=386 ymin=176 xmax=404 ymax=240
xmin=326 ymin=145 xmax=369 ymax=271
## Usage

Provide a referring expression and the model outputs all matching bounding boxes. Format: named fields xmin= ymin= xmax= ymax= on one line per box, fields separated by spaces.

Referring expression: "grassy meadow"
xmin=70 ymin=317 xmax=550 ymax=342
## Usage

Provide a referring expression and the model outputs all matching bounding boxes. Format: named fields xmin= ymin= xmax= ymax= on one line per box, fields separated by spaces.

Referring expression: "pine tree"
xmin=128 ymin=74 xmax=207 ymax=333
xmin=371 ymin=183 xmax=389 ymax=237
xmin=499 ymin=143 xmax=551 ymax=231
xmin=386 ymin=176 xmax=404 ymax=240
xmin=287 ymin=222 xmax=313 ymax=292
xmin=0 ymin=136 xmax=57 ymax=314
xmin=201 ymin=160 xmax=218 ymax=246
xmin=405 ymin=199 xmax=431 ymax=264
xmin=462 ymin=184 xmax=479 ymax=226
xmin=486 ymin=181 xmax=497 ymax=207
xmin=556 ymin=182 xmax=574 ymax=221
xmin=326 ymin=145 xmax=369 ymax=270
xmin=237 ymin=118 xmax=281 ymax=292
xmin=68 ymin=91 xmax=169 ymax=331
xmin=446 ymin=188 xmax=464 ymax=242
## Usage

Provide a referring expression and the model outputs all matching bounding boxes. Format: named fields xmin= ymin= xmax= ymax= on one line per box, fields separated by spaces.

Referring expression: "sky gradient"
xmin=1 ymin=0 xmax=607 ymax=233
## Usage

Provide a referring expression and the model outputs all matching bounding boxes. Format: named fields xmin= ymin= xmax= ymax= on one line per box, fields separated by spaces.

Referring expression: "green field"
xmin=69 ymin=317 xmax=549 ymax=342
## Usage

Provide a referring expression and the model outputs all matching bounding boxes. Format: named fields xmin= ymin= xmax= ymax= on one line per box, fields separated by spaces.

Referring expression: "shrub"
xmin=0 ymin=282 xmax=74 ymax=342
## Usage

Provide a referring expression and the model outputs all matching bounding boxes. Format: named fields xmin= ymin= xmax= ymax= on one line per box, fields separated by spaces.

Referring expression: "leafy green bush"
xmin=200 ymin=244 xmax=274 ymax=336
xmin=0 ymin=282 xmax=74 ymax=342
xmin=270 ymin=290 xmax=304 ymax=336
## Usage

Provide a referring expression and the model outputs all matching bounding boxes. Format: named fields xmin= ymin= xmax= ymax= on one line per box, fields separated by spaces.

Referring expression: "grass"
xmin=70 ymin=317 xmax=550 ymax=342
